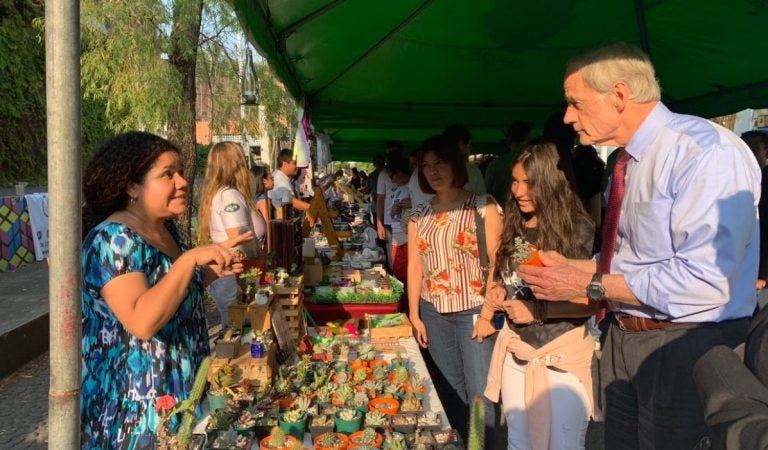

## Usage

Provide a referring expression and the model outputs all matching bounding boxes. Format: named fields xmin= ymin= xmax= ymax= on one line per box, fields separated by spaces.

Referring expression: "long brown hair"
xmin=197 ymin=142 xmax=257 ymax=244
xmin=497 ymin=142 xmax=592 ymax=266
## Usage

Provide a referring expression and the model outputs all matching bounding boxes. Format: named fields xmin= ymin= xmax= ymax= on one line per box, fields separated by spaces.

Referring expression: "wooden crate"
xmin=230 ymin=342 xmax=278 ymax=386
xmin=227 ymin=303 xmax=249 ymax=331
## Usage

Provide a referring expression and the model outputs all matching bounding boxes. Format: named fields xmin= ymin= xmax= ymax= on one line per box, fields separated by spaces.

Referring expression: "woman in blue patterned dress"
xmin=80 ymin=132 xmax=252 ymax=449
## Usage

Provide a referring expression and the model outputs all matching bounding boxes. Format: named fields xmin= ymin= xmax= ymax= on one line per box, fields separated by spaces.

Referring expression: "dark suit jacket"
xmin=694 ymin=306 xmax=768 ymax=449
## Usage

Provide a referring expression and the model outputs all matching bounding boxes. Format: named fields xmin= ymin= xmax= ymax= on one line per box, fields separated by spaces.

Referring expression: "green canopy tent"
xmin=232 ymin=0 xmax=768 ymax=161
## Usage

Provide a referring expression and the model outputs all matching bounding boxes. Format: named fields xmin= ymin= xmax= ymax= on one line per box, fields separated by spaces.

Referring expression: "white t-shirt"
xmin=389 ymin=184 xmax=410 ymax=238
xmin=408 ymin=171 xmax=434 ymax=209
xmin=376 ymin=171 xmax=395 ymax=225
xmin=209 ymin=188 xmax=265 ymax=253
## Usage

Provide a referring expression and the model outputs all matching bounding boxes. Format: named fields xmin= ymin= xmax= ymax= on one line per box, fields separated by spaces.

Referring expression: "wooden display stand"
xmin=301 ymin=190 xmax=339 ymax=246
xmin=273 ymin=275 xmax=307 ymax=342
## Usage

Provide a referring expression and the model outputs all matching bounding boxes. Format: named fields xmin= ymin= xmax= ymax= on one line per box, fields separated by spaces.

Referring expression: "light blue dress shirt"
xmin=608 ymin=102 xmax=760 ymax=322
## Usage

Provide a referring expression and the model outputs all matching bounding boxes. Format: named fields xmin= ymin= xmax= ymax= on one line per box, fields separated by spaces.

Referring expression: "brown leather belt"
xmin=615 ymin=313 xmax=696 ymax=332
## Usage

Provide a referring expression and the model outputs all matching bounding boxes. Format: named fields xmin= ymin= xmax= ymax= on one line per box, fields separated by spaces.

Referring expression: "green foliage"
xmin=256 ymin=62 xmax=297 ymax=142
xmin=0 ymin=0 xmax=46 ymax=187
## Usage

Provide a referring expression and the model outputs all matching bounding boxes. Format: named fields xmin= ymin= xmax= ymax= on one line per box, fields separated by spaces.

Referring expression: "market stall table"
xmin=194 ymin=333 xmax=453 ymax=449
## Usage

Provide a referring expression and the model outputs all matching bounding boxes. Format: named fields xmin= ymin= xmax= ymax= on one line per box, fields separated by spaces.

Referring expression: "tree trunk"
xmin=167 ymin=0 xmax=203 ymax=244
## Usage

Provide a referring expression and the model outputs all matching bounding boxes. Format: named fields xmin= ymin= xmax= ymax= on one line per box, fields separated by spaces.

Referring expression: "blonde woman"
xmin=198 ymin=142 xmax=266 ymax=327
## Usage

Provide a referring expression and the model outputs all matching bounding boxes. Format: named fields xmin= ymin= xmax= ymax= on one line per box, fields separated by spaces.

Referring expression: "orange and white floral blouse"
xmin=409 ymin=194 xmax=502 ymax=313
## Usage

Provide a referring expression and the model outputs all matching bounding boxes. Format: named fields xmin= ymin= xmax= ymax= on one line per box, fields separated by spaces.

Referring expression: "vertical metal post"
xmin=45 ymin=0 xmax=82 ymax=448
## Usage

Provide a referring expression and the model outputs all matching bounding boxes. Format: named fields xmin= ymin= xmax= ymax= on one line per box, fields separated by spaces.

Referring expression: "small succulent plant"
xmin=353 ymin=368 xmax=368 ymax=384
xmin=210 ymin=427 xmax=248 ymax=449
xmin=353 ymin=428 xmax=378 ymax=445
xmin=512 ymin=236 xmax=535 ymax=263
xmin=357 ymin=343 xmax=376 ymax=361
xmin=267 ymin=426 xmax=285 ymax=448
xmin=410 ymin=375 xmax=425 ymax=392
xmin=281 ymin=408 xmax=306 ymax=423
xmin=365 ymin=411 xmax=388 ymax=426
xmin=338 ymin=408 xmax=359 ymax=421
xmin=393 ymin=366 xmax=409 ymax=385
xmin=335 ymin=383 xmax=354 ymax=405
xmin=401 ymin=394 xmax=422 ymax=412
xmin=318 ymin=432 xmax=345 ymax=447
xmin=293 ymin=395 xmax=311 ymax=413
xmin=384 ymin=430 xmax=407 ymax=450
xmin=208 ymin=409 xmax=234 ymax=430
xmin=274 ymin=377 xmax=293 ymax=397
xmin=312 ymin=414 xmax=332 ymax=427
xmin=351 ymin=391 xmax=369 ymax=408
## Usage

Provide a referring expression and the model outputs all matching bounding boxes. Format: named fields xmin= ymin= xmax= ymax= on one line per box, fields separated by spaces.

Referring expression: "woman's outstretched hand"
xmin=191 ymin=230 xmax=254 ymax=277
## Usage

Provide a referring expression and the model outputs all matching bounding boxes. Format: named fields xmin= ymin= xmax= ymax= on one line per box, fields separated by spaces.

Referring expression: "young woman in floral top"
xmin=407 ymin=134 xmax=503 ymax=446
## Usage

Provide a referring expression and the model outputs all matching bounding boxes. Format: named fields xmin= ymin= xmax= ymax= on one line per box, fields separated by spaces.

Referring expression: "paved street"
xmin=0 ymin=353 xmax=48 ymax=449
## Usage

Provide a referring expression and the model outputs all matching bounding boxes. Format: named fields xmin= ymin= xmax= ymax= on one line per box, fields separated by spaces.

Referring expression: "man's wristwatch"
xmin=587 ymin=273 xmax=606 ymax=302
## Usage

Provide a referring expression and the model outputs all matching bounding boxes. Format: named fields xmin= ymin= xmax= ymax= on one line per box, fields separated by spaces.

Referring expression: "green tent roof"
xmin=234 ymin=0 xmax=768 ymax=161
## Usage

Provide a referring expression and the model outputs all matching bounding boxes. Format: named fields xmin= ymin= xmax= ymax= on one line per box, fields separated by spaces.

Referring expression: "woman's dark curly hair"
xmin=82 ymin=131 xmax=180 ymax=239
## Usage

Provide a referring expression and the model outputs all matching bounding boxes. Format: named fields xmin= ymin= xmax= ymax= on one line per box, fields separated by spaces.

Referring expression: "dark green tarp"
xmin=233 ymin=0 xmax=768 ymax=161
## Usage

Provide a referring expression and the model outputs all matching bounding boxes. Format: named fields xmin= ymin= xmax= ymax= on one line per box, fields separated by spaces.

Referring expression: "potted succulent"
xmin=513 ymin=236 xmax=543 ymax=267
xmin=367 ymin=359 xmax=388 ymax=372
xmin=350 ymin=391 xmax=370 ymax=415
xmin=417 ymin=412 xmax=442 ymax=431
xmin=414 ymin=428 xmax=437 ymax=448
xmin=253 ymin=414 xmax=279 ymax=439
xmin=404 ymin=376 xmax=426 ymax=398
xmin=209 ymin=364 xmax=240 ymax=411
xmin=381 ymin=384 xmax=402 ymax=400
xmin=363 ymin=380 xmax=383 ymax=399
xmin=357 ymin=343 xmax=376 ymax=362
xmin=233 ymin=407 xmax=259 ymax=434
xmin=352 ymin=368 xmax=370 ymax=386
xmin=335 ymin=408 xmax=363 ymax=434
xmin=369 ymin=397 xmax=399 ymax=416
xmin=274 ymin=376 xmax=296 ymax=409
xmin=349 ymin=428 xmax=383 ymax=448
xmin=389 ymin=366 xmax=409 ymax=387
xmin=316 ymin=384 xmax=335 ymax=406
xmin=207 ymin=427 xmax=252 ymax=449
xmin=383 ymin=430 xmax=407 ymax=450
xmin=259 ymin=426 xmax=299 ymax=450
xmin=364 ymin=411 xmax=390 ymax=430
xmin=391 ymin=413 xmax=416 ymax=434
xmin=207 ymin=408 xmax=235 ymax=433
xmin=314 ymin=431 xmax=350 ymax=450
xmin=308 ymin=414 xmax=334 ymax=440
xmin=333 ymin=383 xmax=354 ymax=407
xmin=433 ymin=429 xmax=457 ymax=446
xmin=279 ymin=395 xmax=310 ymax=439
xmin=399 ymin=394 xmax=422 ymax=414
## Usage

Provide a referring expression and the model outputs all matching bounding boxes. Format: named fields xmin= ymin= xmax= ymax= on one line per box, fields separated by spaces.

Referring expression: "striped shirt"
xmin=410 ymin=194 xmax=501 ymax=313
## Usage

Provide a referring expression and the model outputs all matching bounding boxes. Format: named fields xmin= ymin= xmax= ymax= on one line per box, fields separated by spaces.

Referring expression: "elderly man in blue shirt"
xmin=516 ymin=42 xmax=760 ymax=449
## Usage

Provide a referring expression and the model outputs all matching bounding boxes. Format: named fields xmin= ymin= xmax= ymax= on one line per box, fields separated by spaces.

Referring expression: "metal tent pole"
xmin=45 ymin=0 xmax=82 ymax=447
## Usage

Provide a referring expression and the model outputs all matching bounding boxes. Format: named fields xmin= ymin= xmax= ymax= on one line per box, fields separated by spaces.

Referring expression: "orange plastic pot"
xmin=367 ymin=360 xmax=388 ymax=370
xmin=519 ymin=246 xmax=543 ymax=267
xmin=348 ymin=430 xmax=383 ymax=448
xmin=259 ymin=434 xmax=299 ymax=450
xmin=313 ymin=432 xmax=350 ymax=450
xmin=349 ymin=359 xmax=368 ymax=371
xmin=276 ymin=396 xmax=295 ymax=409
xmin=369 ymin=397 xmax=399 ymax=416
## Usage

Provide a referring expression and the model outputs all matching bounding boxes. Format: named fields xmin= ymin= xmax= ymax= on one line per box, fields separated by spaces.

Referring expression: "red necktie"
xmin=595 ymin=148 xmax=631 ymax=324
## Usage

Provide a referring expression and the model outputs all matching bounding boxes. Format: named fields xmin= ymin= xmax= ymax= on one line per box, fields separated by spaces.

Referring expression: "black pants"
xmin=601 ymin=315 xmax=750 ymax=450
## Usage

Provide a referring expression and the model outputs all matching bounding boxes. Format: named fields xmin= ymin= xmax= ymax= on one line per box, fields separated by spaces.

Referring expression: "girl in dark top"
xmin=483 ymin=142 xmax=596 ymax=450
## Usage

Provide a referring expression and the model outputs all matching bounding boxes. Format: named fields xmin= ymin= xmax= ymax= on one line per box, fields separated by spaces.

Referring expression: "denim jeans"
xmin=420 ymin=299 xmax=496 ymax=447
xmin=207 ymin=276 xmax=237 ymax=327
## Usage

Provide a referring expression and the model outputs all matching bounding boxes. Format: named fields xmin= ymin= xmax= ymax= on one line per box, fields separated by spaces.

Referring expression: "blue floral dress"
xmin=81 ymin=221 xmax=209 ymax=449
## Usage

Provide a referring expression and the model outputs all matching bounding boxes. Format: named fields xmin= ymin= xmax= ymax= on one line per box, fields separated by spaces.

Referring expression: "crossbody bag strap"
xmin=473 ymin=196 xmax=489 ymax=295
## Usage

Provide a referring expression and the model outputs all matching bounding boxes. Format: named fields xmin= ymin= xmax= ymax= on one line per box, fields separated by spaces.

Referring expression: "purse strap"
xmin=473 ymin=196 xmax=489 ymax=295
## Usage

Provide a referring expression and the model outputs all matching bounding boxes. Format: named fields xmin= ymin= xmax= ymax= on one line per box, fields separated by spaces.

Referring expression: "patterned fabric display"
xmin=81 ymin=221 xmax=209 ymax=449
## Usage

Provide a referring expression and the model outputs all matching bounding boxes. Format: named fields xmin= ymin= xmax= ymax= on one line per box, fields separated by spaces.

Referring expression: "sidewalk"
xmin=0 ymin=261 xmax=49 ymax=449
xmin=0 ymin=262 xmax=49 ymax=378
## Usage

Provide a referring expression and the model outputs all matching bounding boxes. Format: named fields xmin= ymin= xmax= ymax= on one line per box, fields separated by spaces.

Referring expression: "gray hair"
xmin=566 ymin=42 xmax=661 ymax=103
